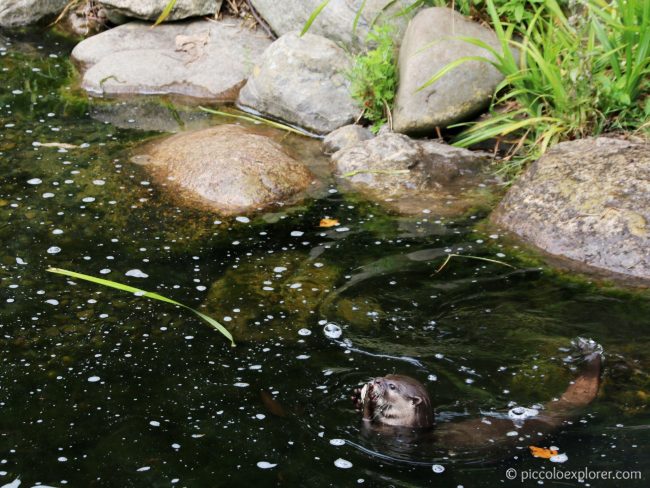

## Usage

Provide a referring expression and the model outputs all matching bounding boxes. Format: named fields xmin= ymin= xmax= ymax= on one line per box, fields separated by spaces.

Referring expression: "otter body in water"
xmin=355 ymin=338 xmax=603 ymax=449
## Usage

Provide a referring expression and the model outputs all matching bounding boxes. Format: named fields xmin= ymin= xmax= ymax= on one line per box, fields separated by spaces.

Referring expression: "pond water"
xmin=1 ymin=30 xmax=648 ymax=488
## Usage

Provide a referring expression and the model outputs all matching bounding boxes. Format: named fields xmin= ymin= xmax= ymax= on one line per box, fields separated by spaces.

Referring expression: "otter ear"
xmin=410 ymin=396 xmax=423 ymax=406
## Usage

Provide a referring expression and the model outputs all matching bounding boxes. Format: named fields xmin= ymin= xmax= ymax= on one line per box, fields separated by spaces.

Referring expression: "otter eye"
xmin=388 ymin=383 xmax=396 ymax=390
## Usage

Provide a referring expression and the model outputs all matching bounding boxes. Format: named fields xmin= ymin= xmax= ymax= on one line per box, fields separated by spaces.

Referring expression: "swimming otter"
xmin=354 ymin=338 xmax=603 ymax=448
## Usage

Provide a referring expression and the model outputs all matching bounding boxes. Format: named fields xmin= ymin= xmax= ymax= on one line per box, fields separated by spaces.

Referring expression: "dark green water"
xmin=0 ymin=30 xmax=648 ymax=488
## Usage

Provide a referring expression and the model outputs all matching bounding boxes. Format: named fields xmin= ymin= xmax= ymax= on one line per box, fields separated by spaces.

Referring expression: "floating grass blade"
xmin=301 ymin=0 xmax=331 ymax=36
xmin=199 ymin=106 xmax=311 ymax=136
xmin=153 ymin=0 xmax=178 ymax=27
xmin=435 ymin=254 xmax=515 ymax=274
xmin=47 ymin=267 xmax=235 ymax=347
xmin=341 ymin=168 xmax=410 ymax=178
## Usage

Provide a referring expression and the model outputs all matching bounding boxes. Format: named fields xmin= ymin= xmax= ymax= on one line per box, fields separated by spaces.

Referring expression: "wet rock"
xmin=492 ymin=137 xmax=650 ymax=283
xmin=249 ymin=0 xmax=417 ymax=49
xmin=71 ymin=19 xmax=270 ymax=100
xmin=140 ymin=125 xmax=315 ymax=215
xmin=393 ymin=7 xmax=507 ymax=134
xmin=98 ymin=0 xmax=222 ymax=22
xmin=323 ymin=125 xmax=373 ymax=154
xmin=238 ymin=32 xmax=357 ymax=134
xmin=332 ymin=132 xmax=492 ymax=215
xmin=0 ymin=0 xmax=67 ymax=27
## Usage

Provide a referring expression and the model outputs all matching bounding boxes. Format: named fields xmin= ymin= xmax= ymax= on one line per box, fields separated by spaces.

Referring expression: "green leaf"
xmin=47 ymin=267 xmax=235 ymax=347
xmin=153 ymin=0 xmax=178 ymax=27
xmin=301 ymin=0 xmax=331 ymax=36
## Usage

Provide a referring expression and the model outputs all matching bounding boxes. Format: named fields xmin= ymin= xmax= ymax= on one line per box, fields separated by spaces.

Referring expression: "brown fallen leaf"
xmin=529 ymin=446 xmax=559 ymax=459
xmin=260 ymin=390 xmax=287 ymax=418
xmin=319 ymin=218 xmax=339 ymax=228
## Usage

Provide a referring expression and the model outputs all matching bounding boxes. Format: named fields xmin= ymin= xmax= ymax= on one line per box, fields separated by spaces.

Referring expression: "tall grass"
xmin=421 ymin=0 xmax=649 ymax=176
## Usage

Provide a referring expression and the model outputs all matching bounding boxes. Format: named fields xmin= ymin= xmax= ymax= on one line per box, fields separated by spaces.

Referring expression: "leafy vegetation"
xmin=305 ymin=0 xmax=648 ymax=176
xmin=348 ymin=25 xmax=398 ymax=133
xmin=422 ymin=0 xmax=650 ymax=175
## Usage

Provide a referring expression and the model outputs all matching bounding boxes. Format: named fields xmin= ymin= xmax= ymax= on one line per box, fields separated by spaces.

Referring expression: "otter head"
xmin=360 ymin=374 xmax=434 ymax=429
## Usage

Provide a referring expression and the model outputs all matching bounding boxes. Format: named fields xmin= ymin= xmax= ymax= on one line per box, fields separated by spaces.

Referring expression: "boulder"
xmin=0 ymin=0 xmax=67 ymax=27
xmin=71 ymin=19 xmax=270 ymax=100
xmin=393 ymin=7 xmax=507 ymax=134
xmin=98 ymin=0 xmax=222 ymax=22
xmin=492 ymin=137 xmax=650 ymax=283
xmin=323 ymin=124 xmax=373 ymax=154
xmin=332 ymin=132 xmax=492 ymax=215
xmin=139 ymin=125 xmax=315 ymax=215
xmin=249 ymin=0 xmax=417 ymax=49
xmin=238 ymin=32 xmax=358 ymax=135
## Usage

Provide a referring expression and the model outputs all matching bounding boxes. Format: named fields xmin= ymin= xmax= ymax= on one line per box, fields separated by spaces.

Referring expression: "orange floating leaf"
xmin=529 ymin=446 xmax=559 ymax=459
xmin=319 ymin=218 xmax=340 ymax=228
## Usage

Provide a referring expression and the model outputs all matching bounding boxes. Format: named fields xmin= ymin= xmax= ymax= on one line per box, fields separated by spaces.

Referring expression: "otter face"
xmin=361 ymin=374 xmax=434 ymax=429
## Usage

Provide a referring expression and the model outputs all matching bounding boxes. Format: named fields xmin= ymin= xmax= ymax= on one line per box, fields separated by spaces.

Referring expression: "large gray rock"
xmin=250 ymin=0 xmax=416 ymax=49
xmin=140 ymin=125 xmax=316 ymax=215
xmin=0 ymin=0 xmax=67 ymax=27
xmin=492 ymin=137 xmax=650 ymax=283
xmin=98 ymin=0 xmax=221 ymax=22
xmin=393 ymin=7 xmax=506 ymax=134
xmin=71 ymin=19 xmax=270 ymax=100
xmin=238 ymin=32 xmax=358 ymax=135
xmin=332 ymin=132 xmax=492 ymax=215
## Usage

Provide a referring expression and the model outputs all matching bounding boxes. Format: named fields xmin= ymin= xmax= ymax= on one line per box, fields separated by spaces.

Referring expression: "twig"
xmin=435 ymin=253 xmax=515 ymax=274
xmin=245 ymin=0 xmax=276 ymax=39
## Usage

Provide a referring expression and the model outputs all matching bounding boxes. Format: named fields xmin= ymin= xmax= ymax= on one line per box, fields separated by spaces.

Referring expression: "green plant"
xmin=420 ymin=0 xmax=650 ymax=177
xmin=348 ymin=25 xmax=398 ymax=132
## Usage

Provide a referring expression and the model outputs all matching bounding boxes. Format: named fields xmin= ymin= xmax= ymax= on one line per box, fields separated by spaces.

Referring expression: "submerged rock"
xmin=203 ymin=251 xmax=342 ymax=341
xmin=139 ymin=125 xmax=315 ymax=215
xmin=393 ymin=7 xmax=507 ymax=134
xmin=323 ymin=125 xmax=374 ymax=154
xmin=238 ymin=32 xmax=358 ymax=135
xmin=0 ymin=0 xmax=67 ymax=27
xmin=492 ymin=137 xmax=650 ymax=283
xmin=98 ymin=0 xmax=222 ymax=22
xmin=71 ymin=19 xmax=270 ymax=100
xmin=249 ymin=0 xmax=417 ymax=49
xmin=332 ymin=132 xmax=492 ymax=215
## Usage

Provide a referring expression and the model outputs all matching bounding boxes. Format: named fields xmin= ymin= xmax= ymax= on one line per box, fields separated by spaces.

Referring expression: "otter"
xmin=354 ymin=338 xmax=603 ymax=449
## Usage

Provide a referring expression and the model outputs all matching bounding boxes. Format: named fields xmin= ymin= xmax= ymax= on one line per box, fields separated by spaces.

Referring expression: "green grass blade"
xmin=301 ymin=0 xmax=331 ymax=36
xmin=47 ymin=267 xmax=235 ymax=347
xmin=153 ymin=0 xmax=178 ymax=27
xmin=352 ymin=0 xmax=368 ymax=34
xmin=417 ymin=55 xmax=493 ymax=92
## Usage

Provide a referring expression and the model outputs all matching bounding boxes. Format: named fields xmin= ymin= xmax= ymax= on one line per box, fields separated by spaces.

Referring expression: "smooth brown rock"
xmin=141 ymin=125 xmax=315 ymax=215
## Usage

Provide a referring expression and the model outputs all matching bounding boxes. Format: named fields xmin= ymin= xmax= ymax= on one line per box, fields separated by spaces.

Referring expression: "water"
xmin=1 ymin=30 xmax=649 ymax=488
